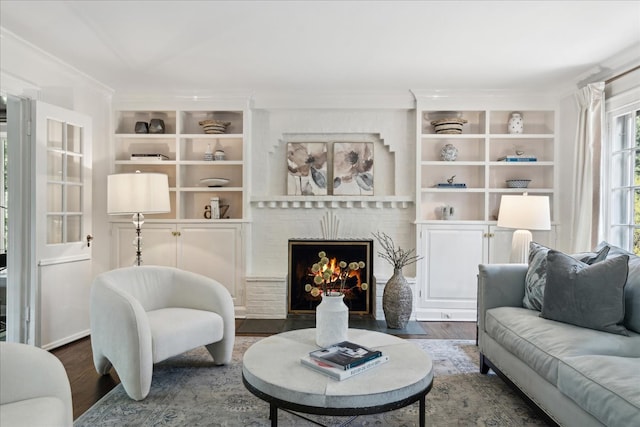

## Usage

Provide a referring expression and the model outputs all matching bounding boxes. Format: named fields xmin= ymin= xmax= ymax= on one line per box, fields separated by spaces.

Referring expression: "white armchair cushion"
xmin=147 ymin=308 xmax=224 ymax=363
xmin=0 ymin=342 xmax=73 ymax=427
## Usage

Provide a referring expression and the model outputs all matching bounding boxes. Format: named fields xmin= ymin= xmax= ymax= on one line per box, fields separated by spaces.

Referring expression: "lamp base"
xmin=510 ymin=229 xmax=533 ymax=264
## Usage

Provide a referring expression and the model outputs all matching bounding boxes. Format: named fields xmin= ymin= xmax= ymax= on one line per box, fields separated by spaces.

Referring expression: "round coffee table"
xmin=242 ymin=328 xmax=434 ymax=426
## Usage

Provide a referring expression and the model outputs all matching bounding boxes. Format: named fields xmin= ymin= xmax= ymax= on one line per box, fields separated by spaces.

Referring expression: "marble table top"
xmin=242 ymin=328 xmax=434 ymax=409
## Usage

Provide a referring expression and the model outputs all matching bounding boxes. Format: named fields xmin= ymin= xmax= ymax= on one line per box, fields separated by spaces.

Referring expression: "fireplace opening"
xmin=288 ymin=239 xmax=375 ymax=316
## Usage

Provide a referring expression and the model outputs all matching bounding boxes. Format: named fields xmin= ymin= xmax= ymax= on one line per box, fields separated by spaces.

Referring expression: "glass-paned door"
xmin=46 ymin=119 xmax=84 ymax=244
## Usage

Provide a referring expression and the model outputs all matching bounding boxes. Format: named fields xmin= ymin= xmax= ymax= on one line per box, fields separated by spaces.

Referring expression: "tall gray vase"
xmin=382 ymin=268 xmax=412 ymax=329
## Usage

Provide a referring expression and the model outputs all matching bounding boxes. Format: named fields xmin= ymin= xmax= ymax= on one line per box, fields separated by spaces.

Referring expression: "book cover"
xmin=300 ymin=354 xmax=389 ymax=380
xmin=497 ymin=156 xmax=537 ymax=162
xmin=309 ymin=341 xmax=382 ymax=370
xmin=130 ymin=153 xmax=169 ymax=161
xmin=436 ymin=183 xmax=467 ymax=188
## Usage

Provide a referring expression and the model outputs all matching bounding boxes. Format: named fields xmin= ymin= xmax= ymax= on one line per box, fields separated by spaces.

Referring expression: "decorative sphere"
xmin=440 ymin=143 xmax=458 ymax=161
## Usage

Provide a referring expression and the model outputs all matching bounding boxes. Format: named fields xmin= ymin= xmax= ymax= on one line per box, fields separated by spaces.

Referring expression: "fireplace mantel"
xmin=251 ymin=195 xmax=413 ymax=209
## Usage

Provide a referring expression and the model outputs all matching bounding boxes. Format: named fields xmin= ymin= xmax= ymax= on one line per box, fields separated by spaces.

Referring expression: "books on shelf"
xmin=309 ymin=341 xmax=382 ymax=370
xmin=436 ymin=183 xmax=467 ymax=188
xmin=497 ymin=155 xmax=537 ymax=162
xmin=300 ymin=354 xmax=389 ymax=381
xmin=130 ymin=153 xmax=169 ymax=161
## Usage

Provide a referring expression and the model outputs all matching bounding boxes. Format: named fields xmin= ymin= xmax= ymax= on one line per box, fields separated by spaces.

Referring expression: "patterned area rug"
xmin=74 ymin=337 xmax=548 ymax=426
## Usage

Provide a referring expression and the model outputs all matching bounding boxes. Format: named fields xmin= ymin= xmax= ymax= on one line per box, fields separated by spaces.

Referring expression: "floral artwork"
xmin=333 ymin=142 xmax=374 ymax=195
xmin=287 ymin=142 xmax=328 ymax=195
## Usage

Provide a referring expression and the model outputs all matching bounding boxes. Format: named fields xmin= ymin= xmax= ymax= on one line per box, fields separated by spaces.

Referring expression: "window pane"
xmin=47 ymin=183 xmax=63 ymax=212
xmin=66 ymin=215 xmax=81 ymax=243
xmin=66 ymin=124 xmax=82 ymax=154
xmin=47 ymin=151 xmax=64 ymax=181
xmin=66 ymin=155 xmax=81 ymax=183
xmin=47 ymin=119 xmax=63 ymax=149
xmin=66 ymin=185 xmax=81 ymax=212
xmin=47 ymin=215 xmax=63 ymax=244
xmin=636 ymin=189 xmax=640 ymax=226
xmin=636 ymin=149 xmax=640 ymax=186
xmin=635 ymin=228 xmax=640 ymax=256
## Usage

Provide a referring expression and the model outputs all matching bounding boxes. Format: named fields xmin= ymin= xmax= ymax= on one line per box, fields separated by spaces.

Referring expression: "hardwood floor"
xmin=51 ymin=320 xmax=476 ymax=420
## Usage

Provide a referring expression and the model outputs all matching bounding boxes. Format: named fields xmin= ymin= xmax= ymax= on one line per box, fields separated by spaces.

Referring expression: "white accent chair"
xmin=90 ymin=266 xmax=235 ymax=401
xmin=0 ymin=342 xmax=73 ymax=427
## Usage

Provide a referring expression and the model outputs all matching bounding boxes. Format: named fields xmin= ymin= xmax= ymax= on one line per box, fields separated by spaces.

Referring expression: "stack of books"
xmin=497 ymin=155 xmax=537 ymax=162
xmin=436 ymin=183 xmax=467 ymax=188
xmin=130 ymin=153 xmax=169 ymax=161
xmin=300 ymin=341 xmax=389 ymax=380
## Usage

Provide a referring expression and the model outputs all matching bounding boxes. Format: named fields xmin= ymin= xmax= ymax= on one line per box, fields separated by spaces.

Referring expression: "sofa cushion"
xmin=596 ymin=241 xmax=640 ymax=333
xmin=484 ymin=307 xmax=640 ymax=385
xmin=541 ymin=250 xmax=629 ymax=336
xmin=558 ymin=355 xmax=640 ymax=427
xmin=523 ymin=242 xmax=609 ymax=311
xmin=147 ymin=307 xmax=224 ymax=363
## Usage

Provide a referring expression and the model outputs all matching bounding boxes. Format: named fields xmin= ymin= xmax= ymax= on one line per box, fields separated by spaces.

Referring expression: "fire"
xmin=311 ymin=257 xmax=362 ymax=287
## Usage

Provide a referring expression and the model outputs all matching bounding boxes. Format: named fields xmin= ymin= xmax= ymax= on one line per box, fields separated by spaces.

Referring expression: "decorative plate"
xmin=200 ymin=178 xmax=230 ymax=187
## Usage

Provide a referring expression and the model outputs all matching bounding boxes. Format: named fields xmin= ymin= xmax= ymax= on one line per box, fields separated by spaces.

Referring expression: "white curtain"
xmin=570 ymin=82 xmax=605 ymax=252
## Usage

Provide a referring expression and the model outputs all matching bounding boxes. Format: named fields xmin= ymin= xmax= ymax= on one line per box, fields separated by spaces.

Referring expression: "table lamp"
xmin=497 ymin=193 xmax=550 ymax=263
xmin=107 ymin=171 xmax=170 ymax=266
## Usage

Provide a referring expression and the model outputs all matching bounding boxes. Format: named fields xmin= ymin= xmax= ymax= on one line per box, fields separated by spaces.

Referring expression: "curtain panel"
xmin=570 ymin=82 xmax=604 ymax=252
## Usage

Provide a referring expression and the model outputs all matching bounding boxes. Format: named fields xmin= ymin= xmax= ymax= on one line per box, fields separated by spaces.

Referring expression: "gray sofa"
xmin=477 ymin=245 xmax=640 ymax=427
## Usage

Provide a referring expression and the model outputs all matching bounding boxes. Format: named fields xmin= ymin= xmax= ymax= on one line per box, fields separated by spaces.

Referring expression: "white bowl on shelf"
xmin=200 ymin=178 xmax=230 ymax=187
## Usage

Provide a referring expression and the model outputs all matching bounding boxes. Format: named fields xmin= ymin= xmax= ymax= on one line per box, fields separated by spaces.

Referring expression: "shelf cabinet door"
xmin=418 ymin=224 xmax=488 ymax=320
xmin=177 ymin=224 xmax=241 ymax=302
xmin=113 ymin=223 xmax=177 ymax=268
xmin=489 ymin=225 xmax=557 ymax=263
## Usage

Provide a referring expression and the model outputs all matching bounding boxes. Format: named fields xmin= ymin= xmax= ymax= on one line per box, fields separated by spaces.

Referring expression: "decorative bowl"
xmin=199 ymin=120 xmax=230 ymax=134
xmin=200 ymin=178 xmax=230 ymax=187
xmin=506 ymin=179 xmax=531 ymax=188
xmin=430 ymin=117 xmax=468 ymax=134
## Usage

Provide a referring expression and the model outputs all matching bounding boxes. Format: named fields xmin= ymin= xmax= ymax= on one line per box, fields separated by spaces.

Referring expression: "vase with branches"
xmin=373 ymin=232 xmax=422 ymax=329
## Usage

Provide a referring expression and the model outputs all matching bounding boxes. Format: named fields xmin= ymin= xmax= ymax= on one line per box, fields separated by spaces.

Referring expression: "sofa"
xmin=477 ymin=242 xmax=640 ymax=427
xmin=0 ymin=341 xmax=73 ymax=427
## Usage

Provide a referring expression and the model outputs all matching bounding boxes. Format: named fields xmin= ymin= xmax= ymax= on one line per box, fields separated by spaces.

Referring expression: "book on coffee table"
xmin=301 ymin=354 xmax=389 ymax=380
xmin=309 ymin=341 xmax=382 ymax=370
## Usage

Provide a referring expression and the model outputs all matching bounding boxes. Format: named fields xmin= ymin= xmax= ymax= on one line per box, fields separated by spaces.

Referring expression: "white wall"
xmin=249 ymin=108 xmax=417 ymax=277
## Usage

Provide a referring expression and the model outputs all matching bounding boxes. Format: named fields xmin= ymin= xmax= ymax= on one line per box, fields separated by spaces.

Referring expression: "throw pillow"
xmin=523 ymin=243 xmax=610 ymax=311
xmin=540 ymin=250 xmax=630 ymax=336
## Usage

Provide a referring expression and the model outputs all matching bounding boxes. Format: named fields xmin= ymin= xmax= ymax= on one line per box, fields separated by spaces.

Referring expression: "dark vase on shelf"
xmin=148 ymin=119 xmax=165 ymax=134
xmin=134 ymin=121 xmax=149 ymax=134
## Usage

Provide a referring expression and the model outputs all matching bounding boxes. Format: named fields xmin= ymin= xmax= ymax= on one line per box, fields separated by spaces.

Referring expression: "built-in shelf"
xmin=250 ymin=195 xmax=413 ymax=209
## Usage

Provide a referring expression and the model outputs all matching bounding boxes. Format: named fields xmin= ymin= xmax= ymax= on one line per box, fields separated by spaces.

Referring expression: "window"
xmin=605 ymin=97 xmax=640 ymax=255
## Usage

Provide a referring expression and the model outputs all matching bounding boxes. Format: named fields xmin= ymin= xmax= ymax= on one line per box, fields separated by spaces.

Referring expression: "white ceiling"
xmin=1 ymin=1 xmax=639 ymax=96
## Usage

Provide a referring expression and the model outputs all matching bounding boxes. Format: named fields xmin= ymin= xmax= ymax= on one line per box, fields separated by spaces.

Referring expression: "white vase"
xmin=315 ymin=293 xmax=348 ymax=347
xmin=508 ymin=112 xmax=524 ymax=134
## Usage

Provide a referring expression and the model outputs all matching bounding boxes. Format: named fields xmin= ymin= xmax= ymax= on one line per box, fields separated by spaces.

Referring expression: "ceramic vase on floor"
xmin=315 ymin=292 xmax=348 ymax=347
xmin=383 ymin=268 xmax=412 ymax=329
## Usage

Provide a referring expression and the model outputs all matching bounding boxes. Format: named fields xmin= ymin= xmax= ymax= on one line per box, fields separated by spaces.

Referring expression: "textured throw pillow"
xmin=540 ymin=250 xmax=630 ymax=336
xmin=523 ymin=243 xmax=611 ymax=311
xmin=523 ymin=242 xmax=550 ymax=310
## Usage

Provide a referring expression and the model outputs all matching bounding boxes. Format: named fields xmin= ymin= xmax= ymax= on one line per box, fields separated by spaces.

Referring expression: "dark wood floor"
xmin=51 ymin=320 xmax=476 ymax=420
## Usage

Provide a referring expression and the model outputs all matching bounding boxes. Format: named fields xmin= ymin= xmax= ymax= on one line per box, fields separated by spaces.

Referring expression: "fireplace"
xmin=288 ymin=239 xmax=375 ymax=316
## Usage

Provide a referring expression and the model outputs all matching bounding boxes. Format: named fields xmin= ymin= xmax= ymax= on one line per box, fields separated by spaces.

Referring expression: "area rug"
xmin=74 ymin=337 xmax=547 ymax=426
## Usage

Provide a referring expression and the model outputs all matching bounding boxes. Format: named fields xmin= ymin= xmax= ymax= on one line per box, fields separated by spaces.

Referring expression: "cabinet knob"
xmin=172 ymin=231 xmax=181 ymax=237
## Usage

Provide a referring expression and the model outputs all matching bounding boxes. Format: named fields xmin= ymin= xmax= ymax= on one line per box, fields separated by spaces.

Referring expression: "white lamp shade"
xmin=107 ymin=172 xmax=170 ymax=215
xmin=497 ymin=194 xmax=551 ymax=231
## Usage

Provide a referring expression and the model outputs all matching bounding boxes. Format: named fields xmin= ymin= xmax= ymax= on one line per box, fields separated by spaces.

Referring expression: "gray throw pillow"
xmin=540 ymin=250 xmax=630 ymax=336
xmin=523 ymin=243 xmax=610 ymax=311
